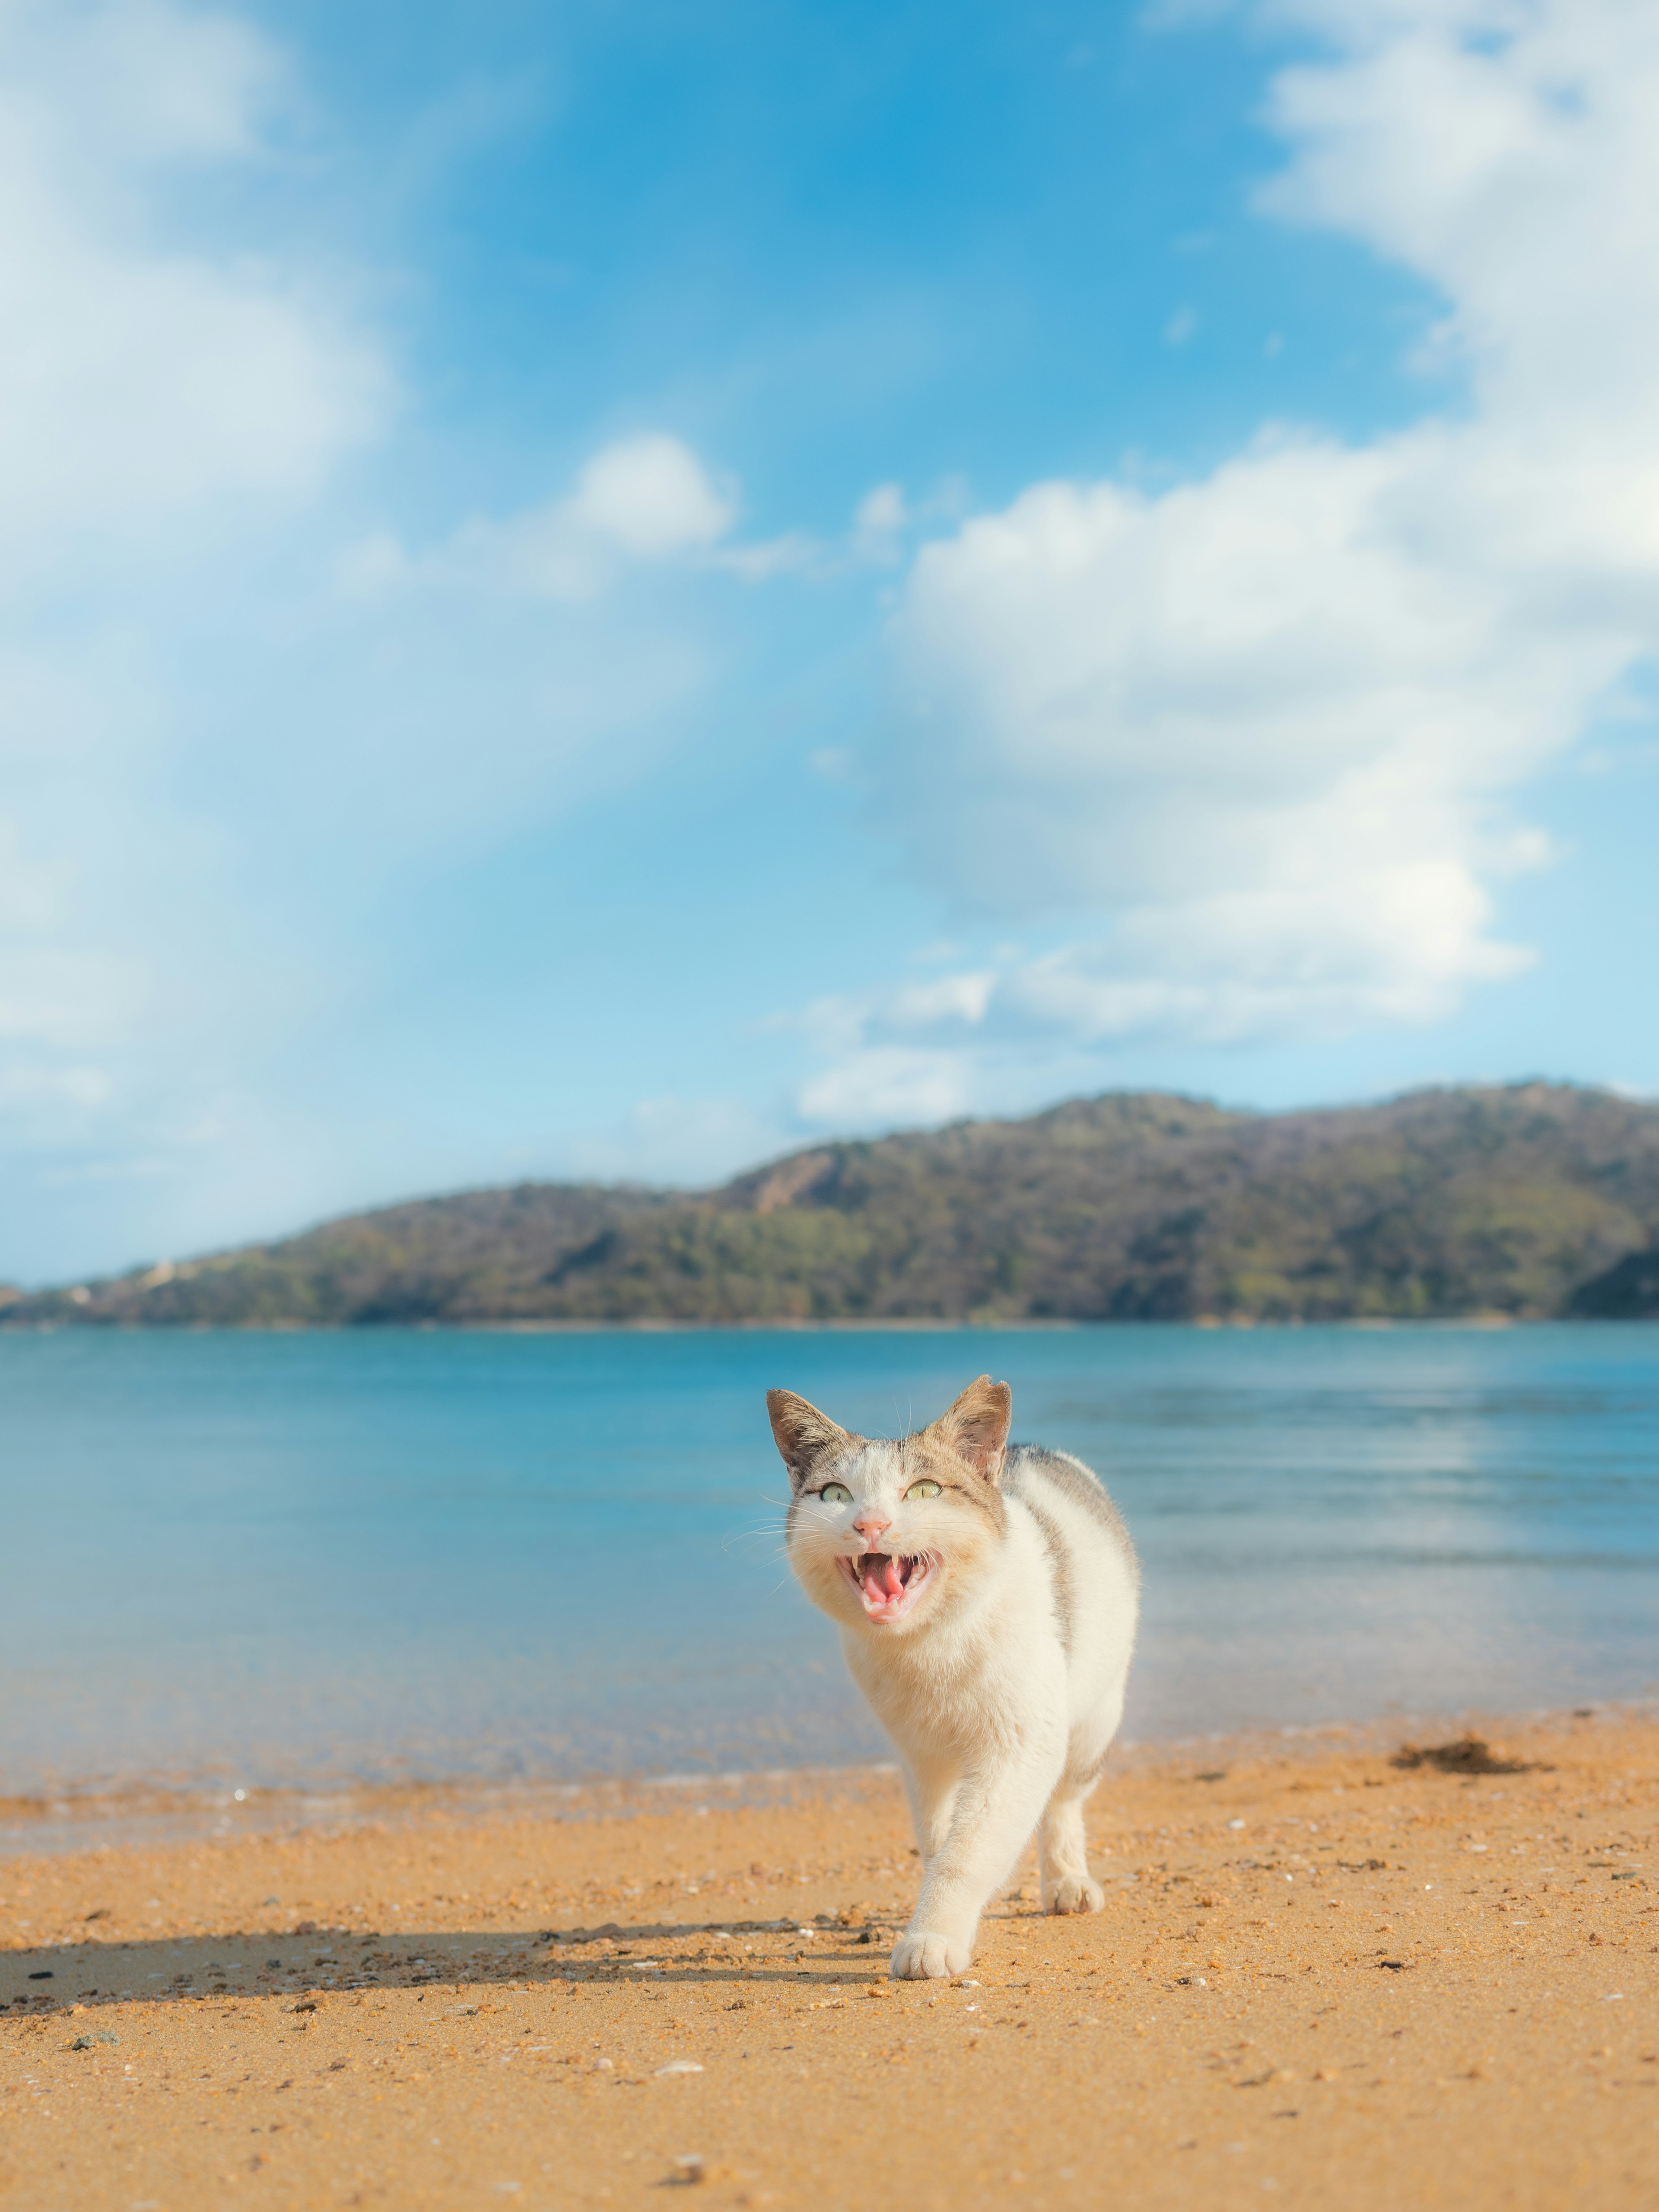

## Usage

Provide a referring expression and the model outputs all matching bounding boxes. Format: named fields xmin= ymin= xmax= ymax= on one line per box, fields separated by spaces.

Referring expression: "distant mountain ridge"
xmin=7 ymin=1082 xmax=1659 ymax=1327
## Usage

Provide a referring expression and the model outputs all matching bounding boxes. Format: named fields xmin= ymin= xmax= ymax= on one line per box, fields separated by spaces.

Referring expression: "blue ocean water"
xmin=2 ymin=1325 xmax=1655 ymax=1795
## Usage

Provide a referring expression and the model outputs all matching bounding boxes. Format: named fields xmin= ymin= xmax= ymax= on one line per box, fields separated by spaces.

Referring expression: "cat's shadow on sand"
xmin=2 ymin=1913 xmax=1020 ymax=2017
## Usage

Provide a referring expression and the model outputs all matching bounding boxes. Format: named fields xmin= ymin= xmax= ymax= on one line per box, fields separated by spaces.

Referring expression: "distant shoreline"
xmin=5 ymin=1311 xmax=1645 ymax=1335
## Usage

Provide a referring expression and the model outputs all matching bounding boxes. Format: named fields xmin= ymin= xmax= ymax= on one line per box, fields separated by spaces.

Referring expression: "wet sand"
xmin=1 ymin=1713 xmax=1655 ymax=2210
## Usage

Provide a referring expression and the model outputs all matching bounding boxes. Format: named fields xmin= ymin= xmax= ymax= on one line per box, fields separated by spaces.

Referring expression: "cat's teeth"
xmin=843 ymin=1549 xmax=929 ymax=1619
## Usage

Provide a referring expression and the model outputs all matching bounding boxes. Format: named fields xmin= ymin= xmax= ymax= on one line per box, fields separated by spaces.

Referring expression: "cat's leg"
xmin=1038 ymin=1782 xmax=1105 ymax=1915
xmin=903 ymin=1755 xmax=961 ymax=1865
xmin=890 ymin=1745 xmax=1060 ymax=1980
xmin=1039 ymin=1676 xmax=1127 ymax=1913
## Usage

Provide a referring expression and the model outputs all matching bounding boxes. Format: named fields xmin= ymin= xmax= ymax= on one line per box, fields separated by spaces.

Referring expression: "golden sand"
xmin=2 ymin=1713 xmax=1655 ymax=2210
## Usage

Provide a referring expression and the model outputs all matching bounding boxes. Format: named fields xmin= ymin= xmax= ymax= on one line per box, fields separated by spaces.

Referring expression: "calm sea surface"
xmin=2 ymin=1325 xmax=1656 ymax=1796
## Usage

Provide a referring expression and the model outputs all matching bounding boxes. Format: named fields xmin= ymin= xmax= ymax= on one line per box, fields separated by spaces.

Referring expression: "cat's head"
xmin=767 ymin=1375 xmax=1012 ymax=1635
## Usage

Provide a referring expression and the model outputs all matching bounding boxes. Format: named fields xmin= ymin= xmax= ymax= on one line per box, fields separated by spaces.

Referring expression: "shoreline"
xmin=5 ymin=1697 xmax=1654 ymax=1859
xmin=1 ymin=1705 xmax=1653 ymax=2209
xmin=8 ymin=1313 xmax=1650 ymax=1335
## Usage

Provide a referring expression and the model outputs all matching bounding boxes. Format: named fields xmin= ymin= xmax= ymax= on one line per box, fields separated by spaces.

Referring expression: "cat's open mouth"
xmin=839 ymin=1551 xmax=932 ymax=1623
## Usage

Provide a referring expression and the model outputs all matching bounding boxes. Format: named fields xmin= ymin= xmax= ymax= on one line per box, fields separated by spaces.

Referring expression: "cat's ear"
xmin=766 ymin=1389 xmax=852 ymax=1490
xmin=925 ymin=1374 xmax=1013 ymax=1484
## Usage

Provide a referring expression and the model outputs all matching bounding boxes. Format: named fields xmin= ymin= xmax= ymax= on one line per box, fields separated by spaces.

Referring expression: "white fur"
xmin=774 ymin=1384 xmax=1138 ymax=1980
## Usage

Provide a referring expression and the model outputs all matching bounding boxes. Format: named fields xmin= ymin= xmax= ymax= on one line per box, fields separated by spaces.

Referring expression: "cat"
xmin=768 ymin=1373 xmax=1139 ymax=1981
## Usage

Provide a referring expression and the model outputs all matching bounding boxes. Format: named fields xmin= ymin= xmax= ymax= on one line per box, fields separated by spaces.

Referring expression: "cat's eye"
xmin=818 ymin=1481 xmax=853 ymax=1505
xmin=905 ymin=1479 xmax=941 ymax=1501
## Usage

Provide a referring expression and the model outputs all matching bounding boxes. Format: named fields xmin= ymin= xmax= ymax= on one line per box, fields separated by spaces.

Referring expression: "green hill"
xmin=9 ymin=1082 xmax=1659 ymax=1327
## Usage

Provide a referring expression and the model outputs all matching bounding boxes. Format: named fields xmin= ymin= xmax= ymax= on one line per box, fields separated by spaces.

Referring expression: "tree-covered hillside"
xmin=8 ymin=1084 xmax=1659 ymax=1326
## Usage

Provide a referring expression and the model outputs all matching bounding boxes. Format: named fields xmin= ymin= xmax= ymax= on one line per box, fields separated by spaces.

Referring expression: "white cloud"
xmin=852 ymin=482 xmax=909 ymax=564
xmin=342 ymin=432 xmax=789 ymax=604
xmin=448 ymin=432 xmax=734 ymax=601
xmin=0 ymin=1 xmax=384 ymax=568
xmin=569 ymin=433 xmax=732 ymax=556
xmin=0 ymin=0 xmax=393 ymax=1206
xmin=795 ymin=1046 xmax=980 ymax=1132
xmin=10 ymin=0 xmax=282 ymax=167
xmin=708 ymin=531 xmax=821 ymax=581
xmin=0 ymin=10 xmax=763 ymax=1262
xmin=800 ymin=0 xmax=1659 ymax=1124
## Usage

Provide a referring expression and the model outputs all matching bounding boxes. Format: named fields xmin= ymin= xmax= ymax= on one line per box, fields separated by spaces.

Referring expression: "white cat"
xmin=768 ymin=1373 xmax=1139 ymax=1981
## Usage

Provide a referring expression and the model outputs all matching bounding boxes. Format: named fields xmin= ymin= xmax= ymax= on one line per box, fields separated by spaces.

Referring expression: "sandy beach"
xmin=2 ymin=1712 xmax=1654 ymax=2211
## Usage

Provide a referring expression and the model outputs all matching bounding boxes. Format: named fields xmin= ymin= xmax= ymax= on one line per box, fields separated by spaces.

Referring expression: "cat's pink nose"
xmin=852 ymin=1513 xmax=891 ymax=1546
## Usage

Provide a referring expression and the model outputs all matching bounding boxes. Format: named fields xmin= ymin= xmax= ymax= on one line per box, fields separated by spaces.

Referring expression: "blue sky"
xmin=3 ymin=0 xmax=1658 ymax=1283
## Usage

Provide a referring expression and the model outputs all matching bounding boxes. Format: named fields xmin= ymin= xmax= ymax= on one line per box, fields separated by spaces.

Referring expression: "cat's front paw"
xmin=889 ymin=1930 xmax=971 ymax=1980
xmin=1044 ymin=1875 xmax=1106 ymax=1915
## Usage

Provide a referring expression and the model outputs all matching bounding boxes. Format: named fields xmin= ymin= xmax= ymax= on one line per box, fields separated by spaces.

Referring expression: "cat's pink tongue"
xmin=862 ymin=1555 xmax=904 ymax=1604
